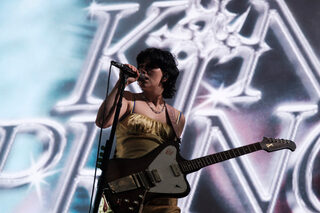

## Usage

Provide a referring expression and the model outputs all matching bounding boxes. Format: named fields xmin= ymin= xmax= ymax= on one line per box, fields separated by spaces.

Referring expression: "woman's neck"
xmin=142 ymin=91 xmax=164 ymax=106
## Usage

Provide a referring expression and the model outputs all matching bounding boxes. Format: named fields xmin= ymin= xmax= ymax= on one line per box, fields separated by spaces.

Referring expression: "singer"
xmin=95 ymin=47 xmax=185 ymax=213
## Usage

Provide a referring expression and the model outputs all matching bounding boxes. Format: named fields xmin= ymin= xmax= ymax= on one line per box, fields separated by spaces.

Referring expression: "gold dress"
xmin=99 ymin=112 xmax=181 ymax=213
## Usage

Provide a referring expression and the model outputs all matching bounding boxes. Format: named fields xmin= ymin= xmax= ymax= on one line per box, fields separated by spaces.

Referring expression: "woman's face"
xmin=138 ymin=62 xmax=164 ymax=90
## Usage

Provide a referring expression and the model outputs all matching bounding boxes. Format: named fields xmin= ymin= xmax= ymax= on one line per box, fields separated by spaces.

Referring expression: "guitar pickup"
xmin=136 ymin=172 xmax=152 ymax=189
xmin=144 ymin=171 xmax=156 ymax=187
xmin=151 ymin=169 xmax=161 ymax=182
xmin=170 ymin=164 xmax=181 ymax=177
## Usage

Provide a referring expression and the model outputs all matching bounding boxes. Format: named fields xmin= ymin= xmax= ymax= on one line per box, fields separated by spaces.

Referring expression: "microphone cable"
xmin=88 ymin=62 xmax=113 ymax=213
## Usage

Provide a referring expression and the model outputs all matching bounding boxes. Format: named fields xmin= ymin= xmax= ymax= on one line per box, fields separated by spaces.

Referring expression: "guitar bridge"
xmin=108 ymin=175 xmax=141 ymax=193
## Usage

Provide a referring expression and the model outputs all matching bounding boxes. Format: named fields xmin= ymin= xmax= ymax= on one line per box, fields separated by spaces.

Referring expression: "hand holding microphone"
xmin=111 ymin=61 xmax=145 ymax=85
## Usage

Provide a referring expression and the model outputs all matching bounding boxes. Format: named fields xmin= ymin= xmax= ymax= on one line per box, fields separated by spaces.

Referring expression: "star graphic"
xmin=27 ymin=155 xmax=60 ymax=202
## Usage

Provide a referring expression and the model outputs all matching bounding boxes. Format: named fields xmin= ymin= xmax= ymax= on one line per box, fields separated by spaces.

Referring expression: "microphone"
xmin=111 ymin=61 xmax=145 ymax=82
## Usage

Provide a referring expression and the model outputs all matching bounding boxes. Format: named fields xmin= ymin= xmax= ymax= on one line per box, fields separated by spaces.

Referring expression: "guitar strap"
xmin=165 ymin=103 xmax=181 ymax=143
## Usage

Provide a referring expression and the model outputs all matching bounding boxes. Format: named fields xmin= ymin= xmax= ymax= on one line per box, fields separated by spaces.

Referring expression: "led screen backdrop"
xmin=1 ymin=0 xmax=319 ymax=212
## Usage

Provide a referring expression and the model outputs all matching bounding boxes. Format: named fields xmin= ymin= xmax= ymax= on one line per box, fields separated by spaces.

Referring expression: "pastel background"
xmin=0 ymin=0 xmax=319 ymax=212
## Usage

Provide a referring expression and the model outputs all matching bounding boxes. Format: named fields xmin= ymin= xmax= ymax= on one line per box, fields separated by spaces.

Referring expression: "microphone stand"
xmin=92 ymin=71 xmax=128 ymax=213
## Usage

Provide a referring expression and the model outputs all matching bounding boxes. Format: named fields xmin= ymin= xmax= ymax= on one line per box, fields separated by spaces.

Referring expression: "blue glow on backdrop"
xmin=0 ymin=0 xmax=319 ymax=212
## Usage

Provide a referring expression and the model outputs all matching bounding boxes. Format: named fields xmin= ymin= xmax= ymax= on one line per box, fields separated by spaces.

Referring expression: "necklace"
xmin=142 ymin=94 xmax=166 ymax=114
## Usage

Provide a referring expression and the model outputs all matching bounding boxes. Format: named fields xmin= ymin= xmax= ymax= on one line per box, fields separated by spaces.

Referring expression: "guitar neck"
xmin=179 ymin=142 xmax=262 ymax=174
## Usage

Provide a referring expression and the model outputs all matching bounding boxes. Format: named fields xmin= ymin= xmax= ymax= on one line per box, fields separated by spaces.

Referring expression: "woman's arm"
xmin=95 ymin=64 xmax=139 ymax=128
xmin=95 ymin=80 xmax=130 ymax=128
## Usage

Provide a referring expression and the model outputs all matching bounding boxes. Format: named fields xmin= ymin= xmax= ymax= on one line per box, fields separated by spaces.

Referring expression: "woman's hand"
xmin=120 ymin=64 xmax=140 ymax=86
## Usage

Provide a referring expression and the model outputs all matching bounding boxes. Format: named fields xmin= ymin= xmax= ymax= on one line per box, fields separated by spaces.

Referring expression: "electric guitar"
xmin=101 ymin=137 xmax=296 ymax=213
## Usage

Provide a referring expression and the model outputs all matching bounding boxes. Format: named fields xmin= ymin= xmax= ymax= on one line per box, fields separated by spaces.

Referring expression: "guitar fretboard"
xmin=179 ymin=142 xmax=262 ymax=174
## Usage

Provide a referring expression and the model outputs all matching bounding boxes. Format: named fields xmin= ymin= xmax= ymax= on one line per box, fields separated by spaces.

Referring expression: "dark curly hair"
xmin=136 ymin=48 xmax=179 ymax=99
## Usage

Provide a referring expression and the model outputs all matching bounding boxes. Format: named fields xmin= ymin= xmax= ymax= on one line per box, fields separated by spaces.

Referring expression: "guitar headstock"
xmin=260 ymin=137 xmax=296 ymax=152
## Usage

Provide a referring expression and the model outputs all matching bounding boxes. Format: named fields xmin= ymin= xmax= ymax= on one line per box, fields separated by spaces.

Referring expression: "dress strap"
xmin=166 ymin=104 xmax=181 ymax=140
xmin=131 ymin=96 xmax=136 ymax=114
xmin=176 ymin=111 xmax=181 ymax=124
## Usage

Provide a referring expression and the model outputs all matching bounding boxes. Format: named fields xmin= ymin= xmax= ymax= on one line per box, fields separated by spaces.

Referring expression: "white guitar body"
xmin=148 ymin=145 xmax=188 ymax=194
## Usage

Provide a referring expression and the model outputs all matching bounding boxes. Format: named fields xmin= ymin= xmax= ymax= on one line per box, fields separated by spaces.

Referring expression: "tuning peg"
xmin=96 ymin=156 xmax=104 ymax=168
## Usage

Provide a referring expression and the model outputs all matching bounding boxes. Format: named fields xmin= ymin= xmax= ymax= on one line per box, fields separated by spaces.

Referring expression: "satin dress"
xmin=99 ymin=112 xmax=180 ymax=213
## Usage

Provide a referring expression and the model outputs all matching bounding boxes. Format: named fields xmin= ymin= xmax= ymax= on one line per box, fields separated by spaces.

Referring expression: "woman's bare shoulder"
xmin=166 ymin=104 xmax=183 ymax=116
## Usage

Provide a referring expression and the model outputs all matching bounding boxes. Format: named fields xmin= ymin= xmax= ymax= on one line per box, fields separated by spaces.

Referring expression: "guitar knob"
xmin=133 ymin=201 xmax=139 ymax=205
xmin=128 ymin=207 xmax=134 ymax=211
xmin=138 ymin=194 xmax=144 ymax=199
xmin=114 ymin=198 xmax=121 ymax=206
xmin=124 ymin=199 xmax=130 ymax=203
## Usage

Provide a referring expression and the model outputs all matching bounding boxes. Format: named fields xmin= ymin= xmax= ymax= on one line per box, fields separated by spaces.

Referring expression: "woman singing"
xmin=96 ymin=47 xmax=185 ymax=213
